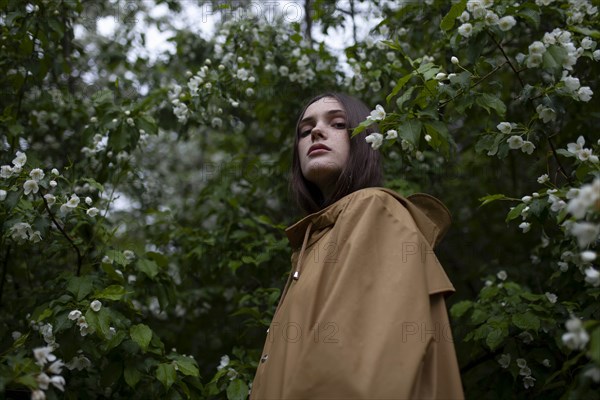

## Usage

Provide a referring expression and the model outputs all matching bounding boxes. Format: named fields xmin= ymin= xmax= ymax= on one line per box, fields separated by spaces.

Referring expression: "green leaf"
xmin=130 ymin=324 xmax=153 ymax=352
xmin=171 ymin=355 xmax=200 ymax=377
xmin=67 ymin=276 xmax=94 ymax=301
xmin=137 ymin=259 xmax=159 ymax=279
xmin=93 ymin=89 xmax=114 ymax=106
xmin=105 ymin=249 xmax=129 ymax=266
xmin=95 ymin=285 xmax=127 ymax=301
xmin=440 ymin=0 xmax=467 ymax=31
xmin=450 ymin=300 xmax=473 ymax=318
xmin=506 ymin=203 xmax=527 ymax=222
xmin=471 ymin=308 xmax=487 ymax=325
xmin=226 ymin=379 xmax=249 ymax=400
xmin=85 ymin=308 xmax=111 ymax=338
xmin=395 ymin=86 xmax=416 ymax=110
xmin=517 ymin=7 xmax=540 ymax=29
xmin=485 ymin=328 xmax=505 ymax=351
xmin=386 ymin=73 xmax=413 ymax=104
xmin=512 ymin=312 xmax=540 ymax=332
xmin=397 ymin=120 xmax=422 ymax=145
xmin=124 ymin=365 xmax=142 ymax=388
xmin=479 ymin=194 xmax=508 ymax=206
xmin=156 ymin=363 xmax=177 ymax=390
xmin=543 ymin=45 xmax=568 ymax=73
xmin=476 ymin=93 xmax=506 ymax=116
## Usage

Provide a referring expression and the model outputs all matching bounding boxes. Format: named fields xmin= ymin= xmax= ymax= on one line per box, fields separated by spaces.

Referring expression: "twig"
xmin=439 ymin=62 xmax=507 ymax=109
xmin=41 ymin=194 xmax=83 ymax=276
xmin=488 ymin=31 xmax=524 ymax=88
xmin=488 ymin=31 xmax=572 ymax=183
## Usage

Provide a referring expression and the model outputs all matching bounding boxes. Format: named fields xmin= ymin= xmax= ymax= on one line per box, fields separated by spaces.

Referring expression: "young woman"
xmin=250 ymin=93 xmax=464 ymax=399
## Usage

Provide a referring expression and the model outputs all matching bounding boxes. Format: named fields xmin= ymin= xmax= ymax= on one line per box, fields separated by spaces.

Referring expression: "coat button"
xmin=261 ymin=354 xmax=269 ymax=363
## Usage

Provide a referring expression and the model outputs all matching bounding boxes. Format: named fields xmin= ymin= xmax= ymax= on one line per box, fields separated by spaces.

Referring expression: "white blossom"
xmin=497 ymin=270 xmax=507 ymax=281
xmin=385 ymin=130 xmax=398 ymax=140
xmin=527 ymin=53 xmax=543 ymax=68
xmin=570 ymin=222 xmax=599 ymax=248
xmin=584 ymin=267 xmax=600 ymax=287
xmin=497 ymin=122 xmax=513 ymax=134
xmin=537 ymin=174 xmax=549 ymax=184
xmin=562 ymin=316 xmax=589 ymax=350
xmin=519 ymin=222 xmax=531 ymax=233
xmin=581 ymin=37 xmax=595 ymax=49
xmin=458 ymin=23 xmax=473 ymax=38
xmin=562 ymin=76 xmax=580 ymax=93
xmin=33 ymin=346 xmax=56 ymax=366
xmin=44 ymin=194 xmax=56 ymax=206
xmin=0 ymin=165 xmax=12 ymax=178
xmin=523 ymin=375 xmax=536 ymax=389
xmin=31 ymin=390 xmax=46 ymax=400
xmin=567 ymin=178 xmax=600 ymax=219
xmin=581 ymin=250 xmax=597 ymax=262
xmin=217 ymin=354 xmax=230 ymax=370
xmin=123 ymin=250 xmax=135 ymax=260
xmin=29 ymin=168 xmax=44 ymax=182
xmin=521 ymin=141 xmax=535 ymax=155
xmin=36 ymin=372 xmax=51 ymax=390
xmin=507 ymin=135 xmax=523 ymax=149
xmin=10 ymin=222 xmax=32 ymax=241
xmin=24 ymin=179 xmax=39 ymax=195
xmin=365 ymin=133 xmax=384 ymax=150
xmin=545 ymin=292 xmax=558 ymax=303
xmin=47 ymin=360 xmax=64 ymax=375
xmin=0 ymin=190 xmax=6 ymax=201
xmin=584 ymin=367 xmax=600 ymax=383
xmin=567 ymin=136 xmax=585 ymax=155
xmin=368 ymin=104 xmax=386 ymax=121
xmin=536 ymin=105 xmax=556 ymax=123
xmin=451 ymin=56 xmax=459 ymax=65
xmin=49 ymin=180 xmax=57 ymax=187
xmin=51 ymin=168 xmax=59 ymax=176
xmin=498 ymin=354 xmax=511 ymax=368
xmin=12 ymin=151 xmax=27 ymax=167
xmin=577 ymin=86 xmax=593 ymax=102
xmin=528 ymin=41 xmax=546 ymax=55
xmin=90 ymin=300 xmax=102 ymax=312
xmin=497 ymin=16 xmax=516 ymax=31
xmin=542 ymin=359 xmax=551 ymax=367
xmin=50 ymin=375 xmax=65 ymax=391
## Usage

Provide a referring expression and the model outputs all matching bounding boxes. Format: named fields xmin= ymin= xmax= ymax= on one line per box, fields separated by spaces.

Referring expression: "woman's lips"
xmin=308 ymin=144 xmax=331 ymax=155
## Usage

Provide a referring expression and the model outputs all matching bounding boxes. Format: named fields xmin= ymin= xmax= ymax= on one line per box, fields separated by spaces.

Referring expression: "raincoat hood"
xmin=285 ymin=187 xmax=452 ymax=283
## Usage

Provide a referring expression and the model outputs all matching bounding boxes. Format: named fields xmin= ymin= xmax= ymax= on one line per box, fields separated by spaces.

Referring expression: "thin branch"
xmin=547 ymin=135 xmax=573 ymax=184
xmin=488 ymin=31 xmax=524 ymax=88
xmin=439 ymin=61 xmax=507 ymax=109
xmin=41 ymin=194 xmax=83 ymax=276
xmin=488 ymin=31 xmax=572 ymax=183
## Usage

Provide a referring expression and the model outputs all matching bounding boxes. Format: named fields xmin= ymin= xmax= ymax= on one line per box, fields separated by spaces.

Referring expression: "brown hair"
xmin=290 ymin=92 xmax=383 ymax=214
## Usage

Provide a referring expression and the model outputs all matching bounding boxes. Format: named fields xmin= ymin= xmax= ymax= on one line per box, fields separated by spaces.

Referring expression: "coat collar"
xmin=285 ymin=187 xmax=451 ymax=249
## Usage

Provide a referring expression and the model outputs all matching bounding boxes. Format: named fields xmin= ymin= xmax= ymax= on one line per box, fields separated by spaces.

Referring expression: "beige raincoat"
xmin=251 ymin=187 xmax=464 ymax=399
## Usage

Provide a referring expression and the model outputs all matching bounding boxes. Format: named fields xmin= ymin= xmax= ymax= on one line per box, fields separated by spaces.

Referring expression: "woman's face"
xmin=297 ymin=97 xmax=350 ymax=198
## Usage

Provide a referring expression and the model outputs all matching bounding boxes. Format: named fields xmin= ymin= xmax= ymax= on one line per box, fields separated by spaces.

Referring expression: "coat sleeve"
xmin=282 ymin=191 xmax=462 ymax=399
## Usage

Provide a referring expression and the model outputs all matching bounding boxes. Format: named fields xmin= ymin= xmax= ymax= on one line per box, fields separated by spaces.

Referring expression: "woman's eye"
xmin=334 ymin=122 xmax=346 ymax=129
xmin=300 ymin=129 xmax=311 ymax=137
